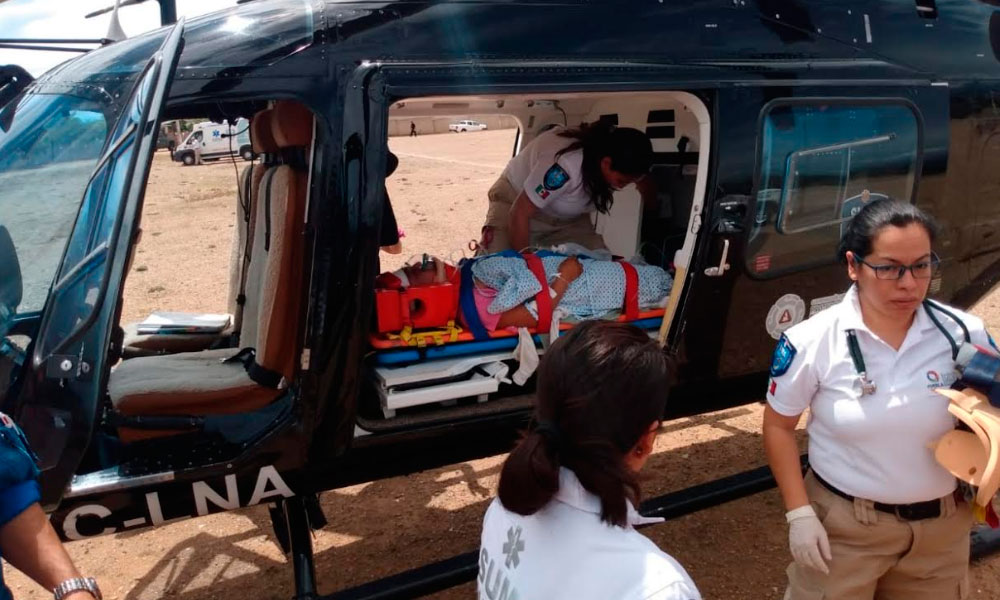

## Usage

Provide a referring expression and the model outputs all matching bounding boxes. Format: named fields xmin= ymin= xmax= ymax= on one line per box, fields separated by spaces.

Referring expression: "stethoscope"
xmin=846 ymin=299 xmax=970 ymax=396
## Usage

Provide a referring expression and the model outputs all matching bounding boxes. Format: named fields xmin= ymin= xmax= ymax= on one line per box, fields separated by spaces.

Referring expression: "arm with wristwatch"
xmin=0 ymin=411 xmax=100 ymax=600
xmin=0 ymin=503 xmax=101 ymax=599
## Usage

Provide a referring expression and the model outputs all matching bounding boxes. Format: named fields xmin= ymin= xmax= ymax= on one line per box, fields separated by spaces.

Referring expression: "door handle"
xmin=704 ymin=238 xmax=731 ymax=276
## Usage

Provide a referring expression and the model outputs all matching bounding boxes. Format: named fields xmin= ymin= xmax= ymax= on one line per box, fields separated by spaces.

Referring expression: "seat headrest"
xmin=271 ymin=100 xmax=313 ymax=148
xmin=251 ymin=109 xmax=277 ymax=154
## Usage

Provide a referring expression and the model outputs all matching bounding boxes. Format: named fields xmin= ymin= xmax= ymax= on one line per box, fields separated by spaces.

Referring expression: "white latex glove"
xmin=786 ymin=505 xmax=832 ymax=574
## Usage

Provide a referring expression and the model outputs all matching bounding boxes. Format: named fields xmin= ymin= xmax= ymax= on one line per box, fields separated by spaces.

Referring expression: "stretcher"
xmin=369 ymin=312 xmax=665 ymax=365
xmin=368 ymin=250 xmax=663 ymax=417
xmin=370 ymin=315 xmax=664 ymax=417
xmin=370 ymin=249 xmax=655 ymax=354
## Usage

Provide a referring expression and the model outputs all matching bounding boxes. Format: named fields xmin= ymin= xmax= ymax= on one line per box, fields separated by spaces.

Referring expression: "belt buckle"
xmin=894 ymin=502 xmax=938 ymax=521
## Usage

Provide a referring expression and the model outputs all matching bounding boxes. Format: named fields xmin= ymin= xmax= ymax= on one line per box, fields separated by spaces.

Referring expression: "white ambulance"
xmin=172 ymin=118 xmax=252 ymax=165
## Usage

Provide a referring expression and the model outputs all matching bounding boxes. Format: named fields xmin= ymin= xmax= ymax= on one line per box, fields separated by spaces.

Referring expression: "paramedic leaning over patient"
xmin=476 ymin=121 xmax=653 ymax=254
xmin=763 ymin=199 xmax=995 ymax=600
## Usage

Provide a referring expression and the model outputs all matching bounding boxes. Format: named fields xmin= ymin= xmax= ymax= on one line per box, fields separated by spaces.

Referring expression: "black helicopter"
xmin=4 ymin=0 xmax=1000 ymax=598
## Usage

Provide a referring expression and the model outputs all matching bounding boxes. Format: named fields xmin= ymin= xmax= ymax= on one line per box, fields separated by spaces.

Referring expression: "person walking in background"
xmin=478 ymin=321 xmax=701 ymax=600
xmin=409 ymin=121 xmax=417 ymax=137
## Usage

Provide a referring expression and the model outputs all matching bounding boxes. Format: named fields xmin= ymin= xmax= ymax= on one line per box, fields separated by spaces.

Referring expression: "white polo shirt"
xmin=767 ymin=285 xmax=993 ymax=504
xmin=502 ymin=127 xmax=593 ymax=220
xmin=478 ymin=468 xmax=701 ymax=600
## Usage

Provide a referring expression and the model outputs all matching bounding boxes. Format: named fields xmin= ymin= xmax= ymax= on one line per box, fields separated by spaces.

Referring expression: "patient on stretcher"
xmin=374 ymin=251 xmax=672 ymax=334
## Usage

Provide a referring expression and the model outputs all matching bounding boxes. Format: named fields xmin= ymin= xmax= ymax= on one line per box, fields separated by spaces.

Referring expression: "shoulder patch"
xmin=543 ymin=164 xmax=570 ymax=191
xmin=769 ymin=334 xmax=797 ymax=377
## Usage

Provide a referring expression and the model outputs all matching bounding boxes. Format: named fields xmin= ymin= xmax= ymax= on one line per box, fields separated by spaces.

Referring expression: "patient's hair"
xmin=556 ymin=121 xmax=653 ymax=214
xmin=497 ymin=321 xmax=669 ymax=527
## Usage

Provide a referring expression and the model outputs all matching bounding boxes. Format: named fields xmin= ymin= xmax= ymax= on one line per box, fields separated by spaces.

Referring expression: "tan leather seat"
xmin=108 ymin=101 xmax=313 ymax=441
xmin=121 ymin=109 xmax=278 ymax=357
xmin=229 ymin=108 xmax=275 ymax=334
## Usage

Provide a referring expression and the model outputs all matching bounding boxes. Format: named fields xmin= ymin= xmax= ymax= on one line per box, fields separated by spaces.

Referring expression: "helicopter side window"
xmin=746 ymin=101 xmax=920 ymax=277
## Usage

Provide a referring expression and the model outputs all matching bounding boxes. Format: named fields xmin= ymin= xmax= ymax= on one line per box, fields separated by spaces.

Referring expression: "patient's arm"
xmin=496 ymin=305 xmax=536 ymax=329
xmin=494 ymin=257 xmax=582 ymax=330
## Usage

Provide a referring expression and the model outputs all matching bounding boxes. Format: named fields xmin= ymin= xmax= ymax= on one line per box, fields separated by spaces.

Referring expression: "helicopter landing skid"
xmin=270 ymin=495 xmax=327 ymax=600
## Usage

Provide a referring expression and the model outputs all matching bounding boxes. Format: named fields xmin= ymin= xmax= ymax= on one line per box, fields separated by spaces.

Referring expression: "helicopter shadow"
xmin=116 ymin=404 xmax=787 ymax=600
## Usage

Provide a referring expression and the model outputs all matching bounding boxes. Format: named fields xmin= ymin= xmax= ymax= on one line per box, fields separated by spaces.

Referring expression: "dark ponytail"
xmin=837 ymin=199 xmax=938 ymax=264
xmin=555 ymin=121 xmax=653 ymax=214
xmin=497 ymin=321 xmax=670 ymax=527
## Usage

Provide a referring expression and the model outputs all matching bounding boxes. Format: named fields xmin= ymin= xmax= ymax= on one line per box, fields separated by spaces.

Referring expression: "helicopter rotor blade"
xmin=84 ymin=0 xmax=146 ymax=20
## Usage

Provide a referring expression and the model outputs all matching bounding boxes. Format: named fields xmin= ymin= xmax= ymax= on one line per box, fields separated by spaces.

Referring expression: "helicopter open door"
xmin=19 ymin=21 xmax=185 ymax=507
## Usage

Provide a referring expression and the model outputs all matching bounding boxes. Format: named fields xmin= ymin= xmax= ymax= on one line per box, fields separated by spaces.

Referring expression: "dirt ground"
xmin=9 ymin=130 xmax=1000 ymax=599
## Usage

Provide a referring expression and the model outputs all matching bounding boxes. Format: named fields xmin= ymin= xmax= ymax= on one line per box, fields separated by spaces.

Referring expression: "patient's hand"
xmin=559 ymin=256 xmax=583 ymax=282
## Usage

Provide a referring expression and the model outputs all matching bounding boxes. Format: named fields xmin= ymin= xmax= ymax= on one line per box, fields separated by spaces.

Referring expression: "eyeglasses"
xmin=854 ymin=253 xmax=940 ymax=280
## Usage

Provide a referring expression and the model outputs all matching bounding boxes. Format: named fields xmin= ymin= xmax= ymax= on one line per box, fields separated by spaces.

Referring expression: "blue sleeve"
xmin=0 ymin=422 xmax=40 ymax=493
xmin=0 ymin=480 xmax=40 ymax=528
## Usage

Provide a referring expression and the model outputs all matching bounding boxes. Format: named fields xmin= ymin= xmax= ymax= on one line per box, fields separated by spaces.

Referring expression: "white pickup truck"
xmin=448 ymin=119 xmax=488 ymax=132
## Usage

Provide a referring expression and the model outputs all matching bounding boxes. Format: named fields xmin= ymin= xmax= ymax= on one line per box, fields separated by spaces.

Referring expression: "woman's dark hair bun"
xmin=497 ymin=321 xmax=670 ymax=527
xmin=837 ymin=198 xmax=938 ymax=263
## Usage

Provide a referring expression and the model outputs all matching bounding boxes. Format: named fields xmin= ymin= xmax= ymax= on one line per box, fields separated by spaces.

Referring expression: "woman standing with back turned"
xmin=764 ymin=200 xmax=994 ymax=599
xmin=478 ymin=321 xmax=700 ymax=600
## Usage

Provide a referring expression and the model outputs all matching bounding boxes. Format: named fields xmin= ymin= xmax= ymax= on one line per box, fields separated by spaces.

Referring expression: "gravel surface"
xmin=8 ymin=131 xmax=1000 ymax=599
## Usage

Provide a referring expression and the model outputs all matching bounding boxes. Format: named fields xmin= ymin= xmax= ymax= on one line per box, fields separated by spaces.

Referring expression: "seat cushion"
xmin=109 ymin=348 xmax=277 ymax=417
xmin=120 ymin=322 xmax=231 ymax=359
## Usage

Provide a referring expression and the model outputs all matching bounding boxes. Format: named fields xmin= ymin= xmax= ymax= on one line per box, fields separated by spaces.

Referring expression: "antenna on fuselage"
xmin=106 ymin=0 xmax=127 ymax=42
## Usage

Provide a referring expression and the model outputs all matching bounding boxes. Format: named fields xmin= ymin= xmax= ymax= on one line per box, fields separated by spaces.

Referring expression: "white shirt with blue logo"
xmin=502 ymin=127 xmax=592 ymax=220
xmin=767 ymin=285 xmax=993 ymax=504
xmin=478 ymin=468 xmax=701 ymax=600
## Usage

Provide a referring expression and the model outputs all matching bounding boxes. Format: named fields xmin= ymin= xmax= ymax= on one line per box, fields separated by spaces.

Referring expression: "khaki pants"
xmin=476 ymin=176 xmax=606 ymax=255
xmin=785 ymin=472 xmax=972 ymax=600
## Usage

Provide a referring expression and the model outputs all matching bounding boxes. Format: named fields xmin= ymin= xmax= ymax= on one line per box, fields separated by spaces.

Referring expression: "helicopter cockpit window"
xmin=37 ymin=71 xmax=158 ymax=360
xmin=0 ymin=92 xmax=109 ymax=327
xmin=747 ymin=101 xmax=920 ymax=277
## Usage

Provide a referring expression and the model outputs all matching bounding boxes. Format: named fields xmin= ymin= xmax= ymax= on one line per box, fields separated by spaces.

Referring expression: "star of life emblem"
xmin=502 ymin=526 xmax=525 ymax=569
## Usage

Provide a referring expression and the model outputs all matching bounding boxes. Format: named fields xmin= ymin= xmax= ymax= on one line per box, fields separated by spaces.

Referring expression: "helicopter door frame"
xmin=23 ymin=21 xmax=186 ymax=507
xmin=656 ymin=91 xmax=711 ymax=350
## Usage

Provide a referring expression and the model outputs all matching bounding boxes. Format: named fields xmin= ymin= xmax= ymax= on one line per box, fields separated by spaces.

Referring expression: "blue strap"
xmin=459 ymin=250 xmax=551 ymax=341
xmin=460 ymin=258 xmax=489 ymax=340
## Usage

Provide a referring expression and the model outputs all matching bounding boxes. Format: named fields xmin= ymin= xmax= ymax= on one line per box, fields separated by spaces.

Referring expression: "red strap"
xmin=522 ymin=253 xmax=552 ymax=333
xmin=618 ymin=261 xmax=640 ymax=321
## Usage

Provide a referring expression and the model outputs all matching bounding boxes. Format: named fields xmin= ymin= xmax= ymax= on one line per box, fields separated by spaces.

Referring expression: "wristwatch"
xmin=52 ymin=577 xmax=102 ymax=600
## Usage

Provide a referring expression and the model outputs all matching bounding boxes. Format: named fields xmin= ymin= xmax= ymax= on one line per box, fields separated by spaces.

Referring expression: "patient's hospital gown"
xmin=470 ymin=254 xmax=672 ymax=321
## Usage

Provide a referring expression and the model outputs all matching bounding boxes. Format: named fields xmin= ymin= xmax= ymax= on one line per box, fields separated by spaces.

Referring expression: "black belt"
xmin=812 ymin=470 xmax=942 ymax=521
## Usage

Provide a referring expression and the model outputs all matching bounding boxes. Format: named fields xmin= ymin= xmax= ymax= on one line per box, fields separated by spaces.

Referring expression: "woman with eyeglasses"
xmin=763 ymin=199 xmax=996 ymax=600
